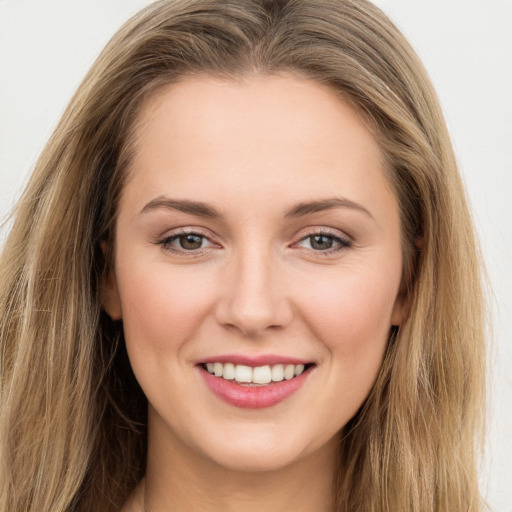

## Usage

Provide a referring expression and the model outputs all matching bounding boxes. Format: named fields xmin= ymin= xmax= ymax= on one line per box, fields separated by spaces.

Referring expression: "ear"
xmin=101 ymin=242 xmax=122 ymax=321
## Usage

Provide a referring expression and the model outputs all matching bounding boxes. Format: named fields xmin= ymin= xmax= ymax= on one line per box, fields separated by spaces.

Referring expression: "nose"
xmin=215 ymin=247 xmax=293 ymax=337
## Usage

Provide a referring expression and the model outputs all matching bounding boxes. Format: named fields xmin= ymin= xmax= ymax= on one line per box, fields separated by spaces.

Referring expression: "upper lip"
xmin=197 ymin=354 xmax=313 ymax=367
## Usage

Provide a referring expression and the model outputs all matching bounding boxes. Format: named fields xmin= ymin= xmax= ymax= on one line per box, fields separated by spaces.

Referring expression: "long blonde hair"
xmin=0 ymin=1 xmax=486 ymax=510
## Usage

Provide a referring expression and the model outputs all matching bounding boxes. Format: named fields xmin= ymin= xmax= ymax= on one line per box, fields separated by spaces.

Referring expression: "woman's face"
xmin=104 ymin=74 xmax=404 ymax=473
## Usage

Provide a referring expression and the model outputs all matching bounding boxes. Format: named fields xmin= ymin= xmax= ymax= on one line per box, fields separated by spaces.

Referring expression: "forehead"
xmin=133 ymin=73 xmax=377 ymax=155
xmin=123 ymin=73 xmax=395 ymax=218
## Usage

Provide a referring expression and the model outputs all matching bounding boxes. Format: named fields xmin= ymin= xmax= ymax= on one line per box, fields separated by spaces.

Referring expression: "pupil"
xmin=180 ymin=234 xmax=202 ymax=250
xmin=311 ymin=235 xmax=333 ymax=250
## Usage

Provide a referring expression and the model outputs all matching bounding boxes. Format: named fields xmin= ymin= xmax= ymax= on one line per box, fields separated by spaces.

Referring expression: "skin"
xmin=104 ymin=73 xmax=405 ymax=512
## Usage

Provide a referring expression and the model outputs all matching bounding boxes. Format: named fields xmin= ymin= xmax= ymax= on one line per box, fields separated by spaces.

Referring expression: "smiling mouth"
xmin=201 ymin=362 xmax=315 ymax=386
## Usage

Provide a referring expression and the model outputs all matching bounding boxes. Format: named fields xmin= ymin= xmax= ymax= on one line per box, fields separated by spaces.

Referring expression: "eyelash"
xmin=157 ymin=228 xmax=217 ymax=256
xmin=294 ymin=230 xmax=352 ymax=255
xmin=156 ymin=228 xmax=352 ymax=256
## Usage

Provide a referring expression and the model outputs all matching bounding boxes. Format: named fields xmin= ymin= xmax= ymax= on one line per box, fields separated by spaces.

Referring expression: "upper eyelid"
xmin=159 ymin=226 xmax=216 ymax=240
xmin=292 ymin=226 xmax=353 ymax=243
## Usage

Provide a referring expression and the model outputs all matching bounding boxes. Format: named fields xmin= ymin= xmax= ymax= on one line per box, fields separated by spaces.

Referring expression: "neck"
xmin=142 ymin=422 xmax=339 ymax=512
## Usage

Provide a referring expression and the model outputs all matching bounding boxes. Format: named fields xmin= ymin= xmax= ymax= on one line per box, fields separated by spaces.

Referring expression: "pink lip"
xmin=198 ymin=354 xmax=311 ymax=366
xmin=198 ymin=364 xmax=314 ymax=409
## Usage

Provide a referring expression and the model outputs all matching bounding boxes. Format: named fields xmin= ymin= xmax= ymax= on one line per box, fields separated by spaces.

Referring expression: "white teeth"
xmin=234 ymin=364 xmax=253 ymax=383
xmin=271 ymin=364 xmax=284 ymax=382
xmin=252 ymin=365 xmax=272 ymax=384
xmin=204 ymin=362 xmax=309 ymax=384
xmin=223 ymin=362 xmax=235 ymax=380
xmin=294 ymin=364 xmax=305 ymax=376
xmin=213 ymin=362 xmax=223 ymax=377
xmin=284 ymin=364 xmax=295 ymax=380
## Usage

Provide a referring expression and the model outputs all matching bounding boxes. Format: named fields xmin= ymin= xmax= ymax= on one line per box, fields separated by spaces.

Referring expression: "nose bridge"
xmin=217 ymin=241 xmax=291 ymax=335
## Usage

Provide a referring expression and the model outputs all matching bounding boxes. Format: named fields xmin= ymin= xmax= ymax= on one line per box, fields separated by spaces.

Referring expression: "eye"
xmin=295 ymin=232 xmax=352 ymax=253
xmin=157 ymin=230 xmax=218 ymax=254
xmin=174 ymin=234 xmax=207 ymax=250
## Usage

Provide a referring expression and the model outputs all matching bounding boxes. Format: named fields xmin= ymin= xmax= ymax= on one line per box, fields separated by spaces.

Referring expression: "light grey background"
xmin=1 ymin=1 xmax=511 ymax=510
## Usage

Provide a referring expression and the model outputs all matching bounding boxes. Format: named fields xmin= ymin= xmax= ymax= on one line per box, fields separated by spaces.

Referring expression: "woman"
xmin=0 ymin=1 xmax=486 ymax=511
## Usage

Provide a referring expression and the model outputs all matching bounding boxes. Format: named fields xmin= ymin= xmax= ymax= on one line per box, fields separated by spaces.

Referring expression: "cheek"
xmin=293 ymin=262 xmax=400 ymax=363
xmin=293 ymin=266 xmax=399 ymax=422
xmin=117 ymin=260 xmax=217 ymax=356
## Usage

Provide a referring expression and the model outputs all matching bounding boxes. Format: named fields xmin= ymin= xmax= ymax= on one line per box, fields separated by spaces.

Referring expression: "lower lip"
xmin=198 ymin=366 xmax=313 ymax=409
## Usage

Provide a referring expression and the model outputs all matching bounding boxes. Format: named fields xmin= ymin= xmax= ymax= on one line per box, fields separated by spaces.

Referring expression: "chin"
xmin=206 ymin=445 xmax=305 ymax=473
xmin=195 ymin=426 xmax=331 ymax=474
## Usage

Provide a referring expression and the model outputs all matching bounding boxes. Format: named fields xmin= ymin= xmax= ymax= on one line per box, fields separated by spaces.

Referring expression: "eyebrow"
xmin=140 ymin=196 xmax=372 ymax=219
xmin=284 ymin=197 xmax=373 ymax=219
xmin=140 ymin=196 xmax=222 ymax=218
